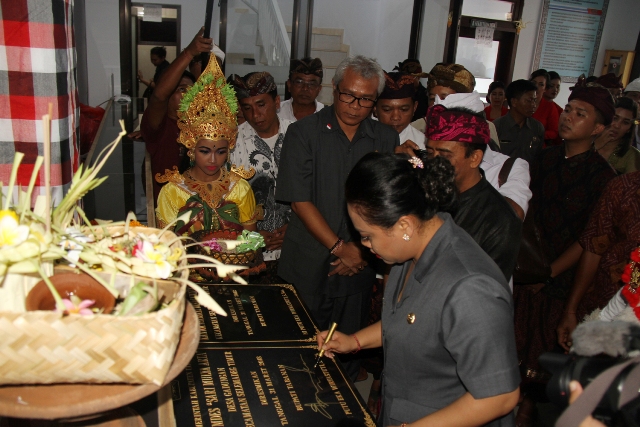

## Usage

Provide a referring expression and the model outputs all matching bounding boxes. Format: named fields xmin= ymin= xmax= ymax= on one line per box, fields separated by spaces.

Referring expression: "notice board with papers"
xmin=533 ymin=0 xmax=609 ymax=81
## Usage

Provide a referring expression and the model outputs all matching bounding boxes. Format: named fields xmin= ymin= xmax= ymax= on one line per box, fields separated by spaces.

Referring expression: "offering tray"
xmin=188 ymin=230 xmax=266 ymax=282
xmin=0 ymin=303 xmax=199 ymax=420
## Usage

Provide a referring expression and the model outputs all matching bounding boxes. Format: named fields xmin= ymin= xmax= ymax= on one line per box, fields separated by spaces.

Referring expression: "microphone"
xmin=571 ymin=321 xmax=640 ymax=357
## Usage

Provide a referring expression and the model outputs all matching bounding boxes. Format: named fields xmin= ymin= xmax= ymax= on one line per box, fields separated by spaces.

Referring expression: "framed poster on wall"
xmin=533 ymin=0 xmax=610 ymax=82
xmin=601 ymin=50 xmax=636 ymax=87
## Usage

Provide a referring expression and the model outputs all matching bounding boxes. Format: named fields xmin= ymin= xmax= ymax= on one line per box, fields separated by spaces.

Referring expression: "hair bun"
xmin=345 ymin=152 xmax=456 ymax=229
xmin=416 ymin=155 xmax=456 ymax=211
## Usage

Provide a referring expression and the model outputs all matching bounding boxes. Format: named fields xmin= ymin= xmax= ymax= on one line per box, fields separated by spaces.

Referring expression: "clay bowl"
xmin=25 ymin=272 xmax=116 ymax=314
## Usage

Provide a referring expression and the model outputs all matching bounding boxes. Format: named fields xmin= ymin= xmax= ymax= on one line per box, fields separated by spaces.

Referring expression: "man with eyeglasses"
xmin=276 ymin=55 xmax=399 ymax=381
xmin=494 ymin=79 xmax=545 ymax=164
xmin=278 ymin=57 xmax=325 ymax=122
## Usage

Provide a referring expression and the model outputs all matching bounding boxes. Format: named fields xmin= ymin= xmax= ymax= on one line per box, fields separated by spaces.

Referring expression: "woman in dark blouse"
xmin=317 ymin=153 xmax=520 ymax=427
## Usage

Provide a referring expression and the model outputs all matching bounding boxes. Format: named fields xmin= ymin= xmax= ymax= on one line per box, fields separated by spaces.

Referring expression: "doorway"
xmin=117 ymin=2 xmax=182 ymax=223
xmin=131 ymin=4 xmax=181 ymax=99
xmin=221 ymin=0 xmax=296 ymax=100
xmin=444 ymin=0 xmax=523 ymax=95
xmin=118 ymin=1 xmax=181 ymax=99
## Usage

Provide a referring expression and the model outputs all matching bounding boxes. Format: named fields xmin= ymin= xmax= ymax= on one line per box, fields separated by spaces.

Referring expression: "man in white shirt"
xmin=374 ymin=71 xmax=426 ymax=148
xmin=481 ymin=147 xmax=531 ymax=219
xmin=278 ymin=57 xmax=324 ymax=122
xmin=229 ymin=72 xmax=292 ymax=264
xmin=434 ymin=92 xmax=531 ymax=220
xmin=399 ymin=90 xmax=531 ymax=220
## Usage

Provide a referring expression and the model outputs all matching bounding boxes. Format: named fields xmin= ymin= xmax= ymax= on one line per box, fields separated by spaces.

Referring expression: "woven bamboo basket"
xmin=0 ymin=227 xmax=188 ymax=386
xmin=188 ymin=230 xmax=265 ymax=281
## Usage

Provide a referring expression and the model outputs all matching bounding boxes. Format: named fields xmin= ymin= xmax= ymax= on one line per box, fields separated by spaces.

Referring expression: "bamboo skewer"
xmin=43 ymin=103 xmax=53 ymax=232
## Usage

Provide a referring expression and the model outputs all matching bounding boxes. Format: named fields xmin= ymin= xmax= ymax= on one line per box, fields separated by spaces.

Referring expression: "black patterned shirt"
xmin=530 ymin=145 xmax=616 ymax=298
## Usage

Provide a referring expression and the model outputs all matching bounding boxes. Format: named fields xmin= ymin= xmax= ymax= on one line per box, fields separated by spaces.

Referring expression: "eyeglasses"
xmin=335 ymin=85 xmax=377 ymax=108
xmin=291 ymin=78 xmax=321 ymax=89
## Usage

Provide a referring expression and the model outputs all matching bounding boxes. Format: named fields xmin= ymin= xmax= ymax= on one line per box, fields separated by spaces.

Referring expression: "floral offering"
xmin=0 ymin=121 xmax=247 ymax=317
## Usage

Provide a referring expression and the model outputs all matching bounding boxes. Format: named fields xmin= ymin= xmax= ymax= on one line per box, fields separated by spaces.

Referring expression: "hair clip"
xmin=408 ymin=156 xmax=424 ymax=169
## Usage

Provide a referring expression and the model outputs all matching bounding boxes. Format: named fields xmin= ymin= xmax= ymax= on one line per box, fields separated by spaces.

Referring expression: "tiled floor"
xmin=354 ymin=370 xmax=373 ymax=403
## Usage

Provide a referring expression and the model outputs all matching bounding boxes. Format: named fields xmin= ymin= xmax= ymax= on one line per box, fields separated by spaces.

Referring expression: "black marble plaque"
xmin=187 ymin=284 xmax=318 ymax=346
xmin=171 ymin=346 xmax=375 ymax=427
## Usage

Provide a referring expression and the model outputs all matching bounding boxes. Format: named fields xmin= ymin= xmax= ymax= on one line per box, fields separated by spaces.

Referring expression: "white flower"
xmin=132 ymin=239 xmax=173 ymax=279
xmin=60 ymin=227 xmax=93 ymax=265
xmin=0 ymin=210 xmax=29 ymax=248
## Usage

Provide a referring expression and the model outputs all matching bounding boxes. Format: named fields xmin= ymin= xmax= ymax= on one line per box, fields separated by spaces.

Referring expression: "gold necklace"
xmin=183 ymin=168 xmax=234 ymax=209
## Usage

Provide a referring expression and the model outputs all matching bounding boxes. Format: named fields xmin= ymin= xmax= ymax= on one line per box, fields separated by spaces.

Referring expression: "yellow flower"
xmin=168 ymin=247 xmax=182 ymax=262
xmin=133 ymin=240 xmax=173 ymax=279
xmin=0 ymin=210 xmax=29 ymax=247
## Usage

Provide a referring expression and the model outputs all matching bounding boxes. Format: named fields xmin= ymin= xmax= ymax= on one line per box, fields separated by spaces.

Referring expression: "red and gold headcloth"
xmin=177 ymin=54 xmax=239 ymax=151
xmin=426 ymin=105 xmax=490 ymax=145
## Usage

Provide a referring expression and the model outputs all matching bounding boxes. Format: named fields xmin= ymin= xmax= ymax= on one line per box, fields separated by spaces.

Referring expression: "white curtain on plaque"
xmin=475 ymin=27 xmax=494 ymax=46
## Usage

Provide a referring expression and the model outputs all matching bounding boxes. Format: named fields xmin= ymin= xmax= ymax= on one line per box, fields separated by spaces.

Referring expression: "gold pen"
xmin=314 ymin=322 xmax=338 ymax=368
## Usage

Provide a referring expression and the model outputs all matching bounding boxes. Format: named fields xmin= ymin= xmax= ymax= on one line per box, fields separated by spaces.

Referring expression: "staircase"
xmin=230 ymin=1 xmax=350 ymax=105
xmin=241 ymin=0 xmax=290 ymax=67
xmin=286 ymin=27 xmax=350 ymax=105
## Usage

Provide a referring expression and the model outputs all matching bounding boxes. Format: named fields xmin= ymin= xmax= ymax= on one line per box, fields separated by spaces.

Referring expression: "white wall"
xmin=377 ymin=0 xmax=414 ymax=71
xmin=84 ymin=0 xmax=639 ymax=108
xmin=85 ymin=0 xmax=120 ymax=106
xmin=417 ymin=0 xmax=450 ymax=72
xmin=512 ymin=0 xmax=640 ymax=107
xmin=313 ymin=0 xmax=380 ymax=60
xmin=312 ymin=0 xmax=414 ymax=72
xmin=227 ymin=1 xmax=259 ymax=56
xmin=85 ymin=0 xmax=219 ymax=106
xmin=276 ymin=0 xmax=294 ymax=30
xmin=512 ymin=0 xmax=543 ymax=84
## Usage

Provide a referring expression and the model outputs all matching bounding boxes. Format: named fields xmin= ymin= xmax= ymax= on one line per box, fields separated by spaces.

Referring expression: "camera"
xmin=540 ymin=353 xmax=640 ymax=426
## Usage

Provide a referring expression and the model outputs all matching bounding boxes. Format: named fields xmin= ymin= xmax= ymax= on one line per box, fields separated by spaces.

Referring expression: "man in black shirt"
xmin=276 ymin=55 xmax=398 ymax=379
xmin=424 ymin=105 xmax=521 ymax=282
xmin=494 ymin=80 xmax=545 ymax=164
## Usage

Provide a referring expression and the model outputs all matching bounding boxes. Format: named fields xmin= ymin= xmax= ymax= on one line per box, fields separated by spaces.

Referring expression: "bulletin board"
xmin=533 ymin=0 xmax=610 ymax=82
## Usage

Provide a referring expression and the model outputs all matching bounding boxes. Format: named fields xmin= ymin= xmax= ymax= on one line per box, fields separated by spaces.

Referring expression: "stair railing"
xmin=241 ymin=0 xmax=258 ymax=13
xmin=241 ymin=0 xmax=290 ymax=67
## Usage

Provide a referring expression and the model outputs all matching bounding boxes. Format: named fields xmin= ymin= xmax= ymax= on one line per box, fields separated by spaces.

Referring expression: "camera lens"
xmin=540 ymin=353 xmax=626 ymax=407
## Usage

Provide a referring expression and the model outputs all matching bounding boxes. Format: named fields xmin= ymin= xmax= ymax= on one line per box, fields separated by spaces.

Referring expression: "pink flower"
xmin=205 ymin=238 xmax=222 ymax=252
xmin=132 ymin=239 xmax=144 ymax=257
xmin=60 ymin=297 xmax=96 ymax=315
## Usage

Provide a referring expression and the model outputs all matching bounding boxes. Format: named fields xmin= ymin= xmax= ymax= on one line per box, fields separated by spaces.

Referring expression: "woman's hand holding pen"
xmin=316 ymin=329 xmax=358 ymax=358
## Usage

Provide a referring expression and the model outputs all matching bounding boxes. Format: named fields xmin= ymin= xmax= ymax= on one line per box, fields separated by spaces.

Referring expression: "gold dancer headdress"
xmin=177 ymin=54 xmax=239 ymax=153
